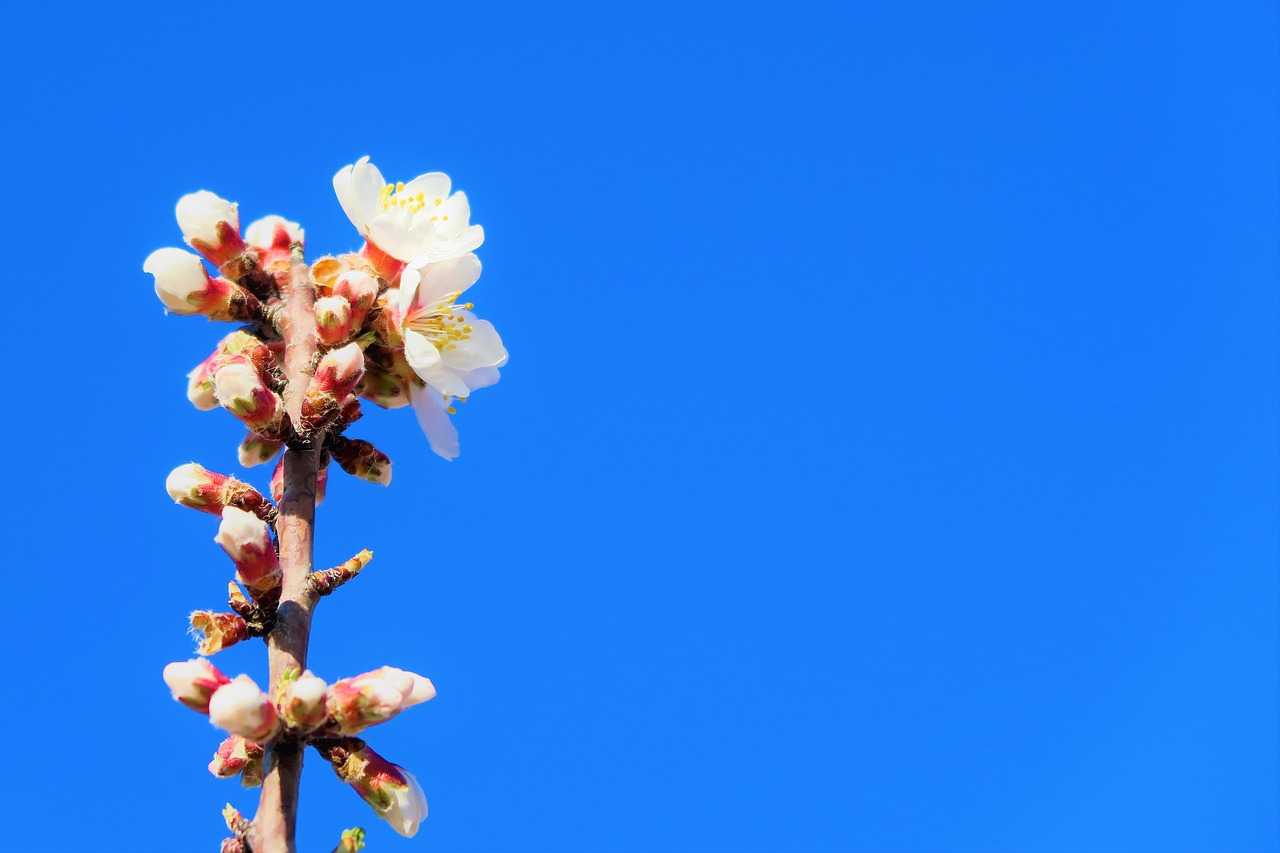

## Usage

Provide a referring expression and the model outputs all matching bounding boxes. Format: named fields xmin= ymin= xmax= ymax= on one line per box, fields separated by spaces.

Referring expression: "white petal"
xmin=403 ymin=331 xmax=442 ymax=378
xmin=401 ymin=172 xmax=451 ymax=204
xmin=456 ymin=366 xmax=501 ymax=392
xmin=433 ymin=192 xmax=471 ymax=239
xmin=333 ymin=156 xmax=384 ymax=232
xmin=369 ymin=211 xmax=434 ymax=262
xmin=398 ymin=268 xmax=420 ymax=316
xmin=411 ymin=386 xmax=459 ymax=461
xmin=411 ymin=254 xmax=482 ymax=309
xmin=442 ymin=315 xmax=507 ymax=371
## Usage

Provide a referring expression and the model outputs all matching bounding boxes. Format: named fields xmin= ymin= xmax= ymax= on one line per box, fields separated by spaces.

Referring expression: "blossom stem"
xmin=254 ymin=244 xmax=321 ymax=852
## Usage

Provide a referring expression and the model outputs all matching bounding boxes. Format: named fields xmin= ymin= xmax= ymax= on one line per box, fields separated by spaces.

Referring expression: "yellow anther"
xmin=396 ymin=181 xmax=405 ymax=192
xmin=429 ymin=216 xmax=438 ymax=221
xmin=434 ymin=198 xmax=442 ymax=205
xmin=446 ymin=406 xmax=457 ymax=414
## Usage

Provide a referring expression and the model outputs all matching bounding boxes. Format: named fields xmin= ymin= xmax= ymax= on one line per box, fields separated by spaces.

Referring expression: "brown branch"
xmin=253 ymin=244 xmax=321 ymax=853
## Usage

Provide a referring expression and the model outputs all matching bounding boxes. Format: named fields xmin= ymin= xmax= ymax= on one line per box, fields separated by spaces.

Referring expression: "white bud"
xmin=214 ymin=507 xmax=272 ymax=563
xmin=186 ymin=363 xmax=218 ymax=410
xmin=163 ymin=658 xmax=230 ymax=713
xmin=208 ymin=675 xmax=280 ymax=741
xmin=385 ymin=769 xmax=429 ymax=837
xmin=244 ymin=214 xmax=304 ymax=249
xmin=165 ymin=463 xmax=206 ymax=503
xmin=176 ymin=190 xmax=239 ymax=246
xmin=144 ymin=248 xmax=210 ymax=314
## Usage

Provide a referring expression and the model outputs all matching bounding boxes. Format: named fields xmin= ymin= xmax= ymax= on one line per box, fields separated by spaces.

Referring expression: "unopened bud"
xmin=358 ymin=357 xmax=411 ymax=409
xmin=279 ymin=670 xmax=329 ymax=732
xmin=190 ymin=611 xmax=251 ymax=655
xmin=167 ymin=464 xmax=277 ymax=523
xmin=238 ymin=433 xmax=283 ymax=468
xmin=215 ymin=507 xmax=281 ymax=601
xmin=177 ymin=191 xmax=250 ymax=268
xmin=215 ymin=363 xmax=284 ymax=434
xmin=326 ymin=667 xmax=429 ymax=735
xmin=334 ymin=270 xmax=379 ymax=330
xmin=145 ymin=248 xmax=258 ymax=321
xmin=300 ymin=344 xmax=366 ymax=434
xmin=337 ymin=827 xmax=367 ymax=852
xmin=317 ymin=739 xmax=427 ymax=838
xmin=209 ymin=735 xmax=265 ymax=787
xmin=331 ymin=439 xmax=392 ymax=486
xmin=209 ymin=675 xmax=281 ymax=741
xmin=316 ymin=295 xmax=354 ymax=346
xmin=163 ymin=658 xmax=232 ymax=714
xmin=187 ymin=332 xmax=277 ymax=412
xmin=244 ymin=215 xmax=304 ymax=252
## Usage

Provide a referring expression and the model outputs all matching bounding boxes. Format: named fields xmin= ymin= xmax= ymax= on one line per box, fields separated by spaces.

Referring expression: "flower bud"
xmin=359 ymin=359 xmax=411 ymax=409
xmin=209 ymin=735 xmax=265 ymax=787
xmin=163 ymin=658 xmax=232 ymax=714
xmin=215 ymin=363 xmax=284 ymax=434
xmin=336 ymin=828 xmax=367 ymax=852
xmin=316 ymin=295 xmax=353 ymax=346
xmin=331 ymin=439 xmax=392 ymax=486
xmin=209 ymin=675 xmax=281 ymax=741
xmin=333 ymin=270 xmax=379 ymax=330
xmin=165 ymin=463 xmax=277 ymax=524
xmin=238 ymin=433 xmax=284 ymax=468
xmin=187 ymin=332 xmax=278 ymax=412
xmin=190 ymin=610 xmax=251 ymax=655
xmin=145 ymin=248 xmax=259 ymax=323
xmin=177 ymin=191 xmax=250 ymax=268
xmin=215 ymin=507 xmax=281 ymax=601
xmin=325 ymin=667 xmax=430 ymax=735
xmin=278 ymin=670 xmax=329 ymax=732
xmin=300 ymin=344 xmax=366 ymax=434
xmin=244 ymin=215 xmax=304 ymax=252
xmin=317 ymin=739 xmax=428 ymax=838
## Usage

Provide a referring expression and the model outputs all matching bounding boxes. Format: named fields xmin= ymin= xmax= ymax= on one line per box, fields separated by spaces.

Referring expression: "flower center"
xmin=405 ymin=291 xmax=476 ymax=353
xmin=377 ymin=183 xmax=446 ymax=217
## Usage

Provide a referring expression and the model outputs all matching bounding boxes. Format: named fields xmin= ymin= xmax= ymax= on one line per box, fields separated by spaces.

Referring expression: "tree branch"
xmin=254 ymin=245 xmax=321 ymax=852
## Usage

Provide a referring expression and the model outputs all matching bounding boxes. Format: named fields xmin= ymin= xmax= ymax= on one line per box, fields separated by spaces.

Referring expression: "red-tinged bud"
xmin=177 ymin=191 xmax=250 ymax=268
xmin=278 ymin=670 xmax=329 ymax=732
xmin=144 ymin=248 xmax=261 ymax=322
xmin=190 ymin=610 xmax=251 ymax=655
xmin=215 ymin=363 xmax=284 ymax=434
xmin=187 ymin=332 xmax=278 ymax=412
xmin=334 ymin=270 xmax=379 ymax=330
xmin=167 ymin=463 xmax=278 ymax=523
xmin=223 ymin=803 xmax=256 ymax=838
xmin=163 ymin=658 xmax=232 ymax=714
xmin=209 ymin=675 xmax=281 ymax=741
xmin=300 ymin=344 xmax=366 ymax=434
xmin=316 ymin=738 xmax=428 ymax=838
xmin=215 ymin=507 xmax=281 ymax=602
xmin=362 ymin=241 xmax=405 ymax=285
xmin=221 ymin=838 xmax=248 ymax=853
xmin=325 ymin=667 xmax=431 ymax=735
xmin=316 ymin=295 xmax=354 ymax=346
xmin=209 ymin=735 xmax=265 ymax=786
xmin=238 ymin=433 xmax=283 ymax=468
xmin=270 ymin=455 xmax=329 ymax=506
xmin=244 ymin=214 xmax=304 ymax=272
xmin=332 ymin=438 xmax=392 ymax=486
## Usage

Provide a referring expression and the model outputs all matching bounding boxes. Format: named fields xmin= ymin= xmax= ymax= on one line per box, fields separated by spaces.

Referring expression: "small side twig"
xmin=308 ymin=550 xmax=374 ymax=596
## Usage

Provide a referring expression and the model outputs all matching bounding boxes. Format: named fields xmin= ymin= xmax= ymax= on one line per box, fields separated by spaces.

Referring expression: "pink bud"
xmin=214 ymin=363 xmax=283 ymax=434
xmin=318 ymin=739 xmax=428 ymax=838
xmin=165 ymin=463 xmax=276 ymax=523
xmin=238 ymin=433 xmax=283 ymax=468
xmin=177 ymin=191 xmax=249 ymax=268
xmin=209 ymin=675 xmax=281 ymax=741
xmin=209 ymin=734 xmax=265 ymax=783
xmin=244 ymin=215 xmax=304 ymax=252
xmin=314 ymin=343 xmax=366 ymax=398
xmin=316 ymin=295 xmax=354 ymax=346
xmin=163 ymin=658 xmax=232 ymax=714
xmin=334 ymin=270 xmax=379 ymax=329
xmin=215 ymin=508 xmax=280 ymax=600
xmin=279 ymin=671 xmax=330 ymax=732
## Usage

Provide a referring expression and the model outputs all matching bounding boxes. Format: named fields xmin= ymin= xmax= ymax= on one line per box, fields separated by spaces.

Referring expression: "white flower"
xmin=144 ymin=248 xmax=214 ymax=314
xmin=176 ymin=191 xmax=239 ymax=247
xmin=333 ymin=157 xmax=483 ymax=263
xmin=244 ymin=215 xmax=304 ymax=250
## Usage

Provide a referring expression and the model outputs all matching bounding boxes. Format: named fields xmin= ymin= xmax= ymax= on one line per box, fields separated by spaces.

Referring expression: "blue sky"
xmin=0 ymin=2 xmax=1276 ymax=851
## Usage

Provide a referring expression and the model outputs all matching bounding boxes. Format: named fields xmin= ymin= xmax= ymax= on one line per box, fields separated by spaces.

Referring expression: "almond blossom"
xmin=333 ymin=156 xmax=483 ymax=264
